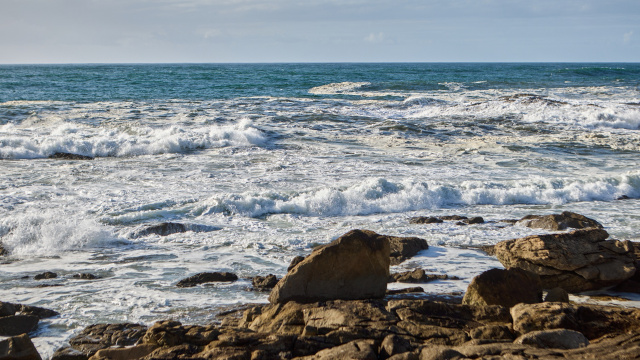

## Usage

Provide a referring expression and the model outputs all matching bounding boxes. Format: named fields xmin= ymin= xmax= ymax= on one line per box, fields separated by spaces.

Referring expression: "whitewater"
xmin=0 ymin=63 xmax=639 ymax=358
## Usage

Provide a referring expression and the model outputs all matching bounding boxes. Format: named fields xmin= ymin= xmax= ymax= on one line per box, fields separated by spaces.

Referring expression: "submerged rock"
xmin=269 ymin=229 xmax=390 ymax=304
xmin=133 ymin=222 xmax=220 ymax=237
xmin=516 ymin=211 xmax=603 ymax=231
xmin=495 ymin=228 xmax=636 ymax=292
xmin=72 ymin=273 xmax=99 ymax=280
xmin=251 ymin=274 xmax=279 ymax=291
xmin=389 ymin=269 xmax=459 ymax=283
xmin=462 ymin=268 xmax=542 ymax=308
xmin=34 ymin=271 xmax=57 ymax=280
xmin=176 ymin=272 xmax=238 ymax=288
xmin=0 ymin=334 xmax=42 ymax=360
xmin=409 ymin=216 xmax=443 ymax=224
xmin=48 ymin=152 xmax=94 ymax=160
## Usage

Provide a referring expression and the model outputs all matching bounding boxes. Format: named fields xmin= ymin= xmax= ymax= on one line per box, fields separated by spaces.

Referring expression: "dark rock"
xmin=251 ymin=275 xmax=279 ymax=291
xmin=268 ymin=230 xmax=390 ymax=304
xmin=389 ymin=269 xmax=459 ymax=283
xmin=0 ymin=243 xmax=7 ymax=256
xmin=617 ymin=195 xmax=631 ymax=200
xmin=499 ymin=219 xmax=519 ymax=224
xmin=48 ymin=152 xmax=94 ymax=160
xmin=543 ymin=287 xmax=569 ymax=303
xmin=14 ymin=304 xmax=59 ymax=319
xmin=51 ymin=346 xmax=87 ymax=360
xmin=387 ymin=235 xmax=429 ymax=266
xmin=438 ymin=215 xmax=468 ymax=221
xmin=142 ymin=320 xmax=220 ymax=347
xmin=133 ymin=222 xmax=219 ymax=237
xmin=88 ymin=344 xmax=158 ymax=360
xmin=462 ymin=268 xmax=542 ymax=308
xmin=72 ymin=273 xmax=99 ymax=280
xmin=66 ymin=323 xmax=147 ymax=357
xmin=34 ymin=272 xmax=57 ymax=280
xmin=287 ymin=256 xmax=305 ymax=271
xmin=479 ymin=245 xmax=496 ymax=256
xmin=0 ymin=333 xmax=42 ymax=360
xmin=468 ymin=325 xmax=514 ymax=341
xmin=176 ymin=272 xmax=238 ymax=287
xmin=465 ymin=217 xmax=485 ymax=225
xmin=0 ymin=315 xmax=39 ymax=336
xmin=0 ymin=302 xmax=17 ymax=317
xmin=516 ymin=211 xmax=603 ymax=231
xmin=379 ymin=334 xmax=415 ymax=359
xmin=306 ymin=339 xmax=377 ymax=360
xmin=409 ymin=217 xmax=443 ymax=224
xmin=386 ymin=287 xmax=425 ymax=295
xmin=495 ymin=228 xmax=637 ymax=292
xmin=514 ymin=329 xmax=589 ymax=349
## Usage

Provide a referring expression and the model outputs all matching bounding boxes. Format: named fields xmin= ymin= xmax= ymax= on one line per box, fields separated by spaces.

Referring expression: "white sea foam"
xmin=194 ymin=173 xmax=640 ymax=218
xmin=309 ymin=82 xmax=371 ymax=95
xmin=0 ymin=209 xmax=120 ymax=256
xmin=0 ymin=118 xmax=267 ymax=159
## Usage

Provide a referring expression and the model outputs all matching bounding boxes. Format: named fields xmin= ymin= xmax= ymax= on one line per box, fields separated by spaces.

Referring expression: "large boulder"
xmin=268 ymin=230 xmax=390 ymax=304
xmin=0 ymin=334 xmax=42 ymax=360
xmin=516 ymin=211 xmax=602 ymax=231
xmin=494 ymin=228 xmax=636 ymax=292
xmin=387 ymin=235 xmax=429 ymax=265
xmin=0 ymin=315 xmax=39 ymax=336
xmin=462 ymin=268 xmax=542 ymax=308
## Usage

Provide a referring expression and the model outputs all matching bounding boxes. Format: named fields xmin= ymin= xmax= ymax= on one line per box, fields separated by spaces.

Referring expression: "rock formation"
xmin=462 ymin=268 xmax=542 ymax=308
xmin=516 ymin=211 xmax=603 ymax=231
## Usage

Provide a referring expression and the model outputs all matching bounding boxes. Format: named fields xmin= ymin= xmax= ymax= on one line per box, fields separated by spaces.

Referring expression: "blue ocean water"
xmin=1 ymin=63 xmax=640 ymax=357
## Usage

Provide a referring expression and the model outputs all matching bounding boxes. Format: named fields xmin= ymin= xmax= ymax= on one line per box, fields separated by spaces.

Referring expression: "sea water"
xmin=1 ymin=63 xmax=640 ymax=358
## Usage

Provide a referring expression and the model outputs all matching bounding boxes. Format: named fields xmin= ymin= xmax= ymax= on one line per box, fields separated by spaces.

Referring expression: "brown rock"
xmin=251 ymin=275 xmax=279 ymax=291
xmin=88 ymin=344 xmax=157 ymax=360
xmin=297 ymin=339 xmax=377 ymax=360
xmin=142 ymin=320 xmax=219 ymax=347
xmin=14 ymin=304 xmax=59 ymax=319
xmin=438 ymin=216 xmax=468 ymax=221
xmin=462 ymin=268 xmax=542 ymax=308
xmin=176 ymin=272 xmax=238 ymax=287
xmin=514 ymin=329 xmax=589 ymax=349
xmin=379 ymin=334 xmax=415 ymax=359
xmin=287 ymin=256 xmax=305 ymax=271
xmin=516 ymin=211 xmax=603 ymax=231
xmin=511 ymin=302 xmax=640 ymax=339
xmin=543 ymin=287 xmax=569 ymax=302
xmin=0 ymin=302 xmax=17 ymax=317
xmin=268 ymin=230 xmax=390 ymax=304
xmin=494 ymin=228 xmax=637 ymax=292
xmin=0 ymin=243 xmax=7 ymax=256
xmin=66 ymin=323 xmax=147 ymax=357
xmin=0 ymin=315 xmax=39 ymax=337
xmin=33 ymin=272 xmax=57 ymax=280
xmin=387 ymin=235 xmax=429 ymax=266
xmin=0 ymin=333 xmax=42 ymax=360
xmin=389 ymin=269 xmax=459 ymax=284
xmin=468 ymin=325 xmax=514 ymax=341
xmin=409 ymin=217 xmax=443 ymax=225
xmin=51 ymin=347 xmax=87 ymax=360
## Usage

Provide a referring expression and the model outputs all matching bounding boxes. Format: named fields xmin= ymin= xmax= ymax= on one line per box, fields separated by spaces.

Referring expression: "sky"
xmin=1 ymin=0 xmax=639 ymax=64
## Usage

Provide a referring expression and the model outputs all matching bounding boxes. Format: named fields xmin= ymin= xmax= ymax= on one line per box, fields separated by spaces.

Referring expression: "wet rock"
xmin=514 ymin=328 xmax=589 ymax=349
xmin=72 ymin=273 xmax=99 ymax=280
xmin=387 ymin=234 xmax=428 ymax=266
xmin=516 ymin=211 xmax=603 ymax=231
xmin=287 ymin=256 xmax=305 ymax=271
xmin=0 ymin=243 xmax=7 ymax=256
xmin=386 ymin=287 xmax=425 ymax=296
xmin=543 ymin=287 xmax=569 ymax=303
xmin=0 ymin=315 xmax=39 ymax=336
xmin=495 ymin=228 xmax=637 ymax=292
xmin=48 ymin=152 xmax=94 ymax=160
xmin=389 ymin=269 xmax=459 ymax=283
xmin=133 ymin=222 xmax=219 ymax=237
xmin=438 ymin=215 xmax=468 ymax=221
xmin=34 ymin=272 xmax=57 ymax=280
xmin=65 ymin=323 xmax=147 ymax=358
xmin=268 ymin=230 xmax=390 ymax=304
xmin=142 ymin=320 xmax=220 ymax=347
xmin=511 ymin=302 xmax=640 ymax=339
xmin=464 ymin=216 xmax=484 ymax=225
xmin=0 ymin=333 xmax=42 ymax=360
xmin=251 ymin=274 xmax=279 ymax=291
xmin=409 ymin=217 xmax=443 ymax=224
xmin=176 ymin=272 xmax=238 ymax=287
xmin=617 ymin=195 xmax=631 ymax=200
xmin=0 ymin=302 xmax=17 ymax=317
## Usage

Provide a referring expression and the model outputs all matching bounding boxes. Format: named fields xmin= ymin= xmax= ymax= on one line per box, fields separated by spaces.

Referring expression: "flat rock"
xmin=462 ymin=268 xmax=542 ymax=308
xmin=514 ymin=328 xmax=589 ymax=349
xmin=494 ymin=228 xmax=636 ymax=292
xmin=268 ymin=229 xmax=390 ymax=303
xmin=176 ymin=272 xmax=238 ymax=287
xmin=0 ymin=333 xmax=42 ymax=360
xmin=389 ymin=269 xmax=459 ymax=283
xmin=0 ymin=315 xmax=39 ymax=336
xmin=516 ymin=211 xmax=603 ymax=231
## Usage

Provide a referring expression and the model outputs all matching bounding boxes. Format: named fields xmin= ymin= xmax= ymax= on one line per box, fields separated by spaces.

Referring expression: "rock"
xmin=0 ymin=334 xmax=42 ymax=360
xmin=464 ymin=217 xmax=484 ymax=225
xmin=462 ymin=268 xmax=542 ymax=308
xmin=438 ymin=216 xmax=468 ymax=221
xmin=13 ymin=304 xmax=59 ymax=319
xmin=379 ymin=334 xmax=415 ymax=359
xmin=51 ymin=347 xmax=87 ymax=360
xmin=268 ymin=230 xmax=390 ymax=304
xmin=142 ymin=320 xmax=220 ymax=347
xmin=0 ymin=315 xmax=39 ymax=336
xmin=176 ymin=272 xmax=238 ymax=287
xmin=516 ymin=211 xmax=603 ymax=231
xmin=66 ymin=323 xmax=147 ymax=357
xmin=88 ymin=344 xmax=157 ymax=360
xmin=511 ymin=302 xmax=640 ymax=339
xmin=33 ymin=272 xmax=57 ymax=280
xmin=514 ymin=329 xmax=589 ymax=349
xmin=287 ymin=256 xmax=305 ymax=271
xmin=0 ymin=302 xmax=17 ymax=317
xmin=0 ymin=243 xmax=7 ymax=256
xmin=494 ymin=228 xmax=636 ymax=292
xmin=48 ymin=152 xmax=94 ymax=160
xmin=468 ymin=325 xmax=514 ymax=341
xmin=387 ymin=235 xmax=428 ymax=266
xmin=251 ymin=275 xmax=279 ymax=291
xmin=386 ymin=287 xmax=425 ymax=295
xmin=419 ymin=346 xmax=464 ymax=360
xmin=389 ymin=270 xmax=459 ymax=283
xmin=409 ymin=217 xmax=443 ymax=224
xmin=617 ymin=195 xmax=631 ymax=200
xmin=133 ymin=222 xmax=219 ymax=237
xmin=478 ymin=245 xmax=496 ymax=256
xmin=298 ymin=339 xmax=377 ymax=360
xmin=72 ymin=273 xmax=99 ymax=280
xmin=543 ymin=287 xmax=569 ymax=302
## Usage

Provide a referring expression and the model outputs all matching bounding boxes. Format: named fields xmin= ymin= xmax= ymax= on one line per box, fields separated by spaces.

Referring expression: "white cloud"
xmin=624 ymin=31 xmax=633 ymax=44
xmin=365 ymin=32 xmax=385 ymax=43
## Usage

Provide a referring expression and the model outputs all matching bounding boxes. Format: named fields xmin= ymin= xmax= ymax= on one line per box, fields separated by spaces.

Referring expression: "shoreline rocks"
xmin=176 ymin=272 xmax=238 ymax=288
xmin=462 ymin=268 xmax=542 ymax=308
xmin=515 ymin=211 xmax=603 ymax=231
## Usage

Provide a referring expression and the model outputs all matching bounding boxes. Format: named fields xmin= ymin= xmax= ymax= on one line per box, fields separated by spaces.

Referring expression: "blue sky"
xmin=1 ymin=0 xmax=638 ymax=63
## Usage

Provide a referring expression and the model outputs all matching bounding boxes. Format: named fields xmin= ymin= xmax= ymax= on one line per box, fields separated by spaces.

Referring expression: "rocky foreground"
xmin=2 ymin=212 xmax=640 ymax=360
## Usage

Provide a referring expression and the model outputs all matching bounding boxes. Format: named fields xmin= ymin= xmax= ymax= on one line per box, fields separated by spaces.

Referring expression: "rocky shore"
xmin=2 ymin=212 xmax=640 ymax=359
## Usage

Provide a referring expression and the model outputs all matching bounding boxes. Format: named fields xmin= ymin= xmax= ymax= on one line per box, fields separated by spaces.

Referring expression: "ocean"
xmin=1 ymin=63 xmax=639 ymax=357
